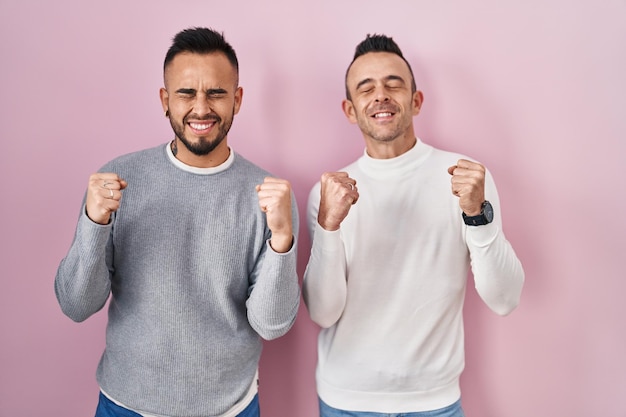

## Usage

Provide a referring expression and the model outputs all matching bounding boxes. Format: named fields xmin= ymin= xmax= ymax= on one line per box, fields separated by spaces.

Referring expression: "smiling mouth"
xmin=187 ymin=120 xmax=218 ymax=135
xmin=373 ymin=112 xmax=394 ymax=118
xmin=189 ymin=122 xmax=214 ymax=130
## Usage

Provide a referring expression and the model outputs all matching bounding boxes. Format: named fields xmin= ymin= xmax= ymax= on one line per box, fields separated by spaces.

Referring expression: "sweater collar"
xmin=165 ymin=142 xmax=235 ymax=175
xmin=357 ymin=138 xmax=432 ymax=179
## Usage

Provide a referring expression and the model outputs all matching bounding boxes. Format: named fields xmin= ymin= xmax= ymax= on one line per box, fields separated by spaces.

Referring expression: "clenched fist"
xmin=85 ymin=173 xmax=128 ymax=225
xmin=317 ymin=172 xmax=359 ymax=231
xmin=256 ymin=177 xmax=293 ymax=253
xmin=448 ymin=159 xmax=485 ymax=216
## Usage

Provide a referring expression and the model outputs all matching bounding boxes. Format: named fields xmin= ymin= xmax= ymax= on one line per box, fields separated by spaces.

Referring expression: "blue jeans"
xmin=95 ymin=391 xmax=260 ymax=417
xmin=319 ymin=398 xmax=464 ymax=417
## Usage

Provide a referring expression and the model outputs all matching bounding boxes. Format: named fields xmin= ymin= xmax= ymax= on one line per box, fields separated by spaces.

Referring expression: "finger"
xmin=261 ymin=176 xmax=290 ymax=185
xmin=343 ymin=178 xmax=357 ymax=190
xmin=321 ymin=171 xmax=350 ymax=184
xmin=103 ymin=188 xmax=125 ymax=201
xmin=91 ymin=174 xmax=127 ymax=191
xmin=324 ymin=173 xmax=356 ymax=191
xmin=256 ymin=184 xmax=290 ymax=195
xmin=456 ymin=159 xmax=485 ymax=173
xmin=349 ymin=190 xmax=359 ymax=205
xmin=447 ymin=165 xmax=457 ymax=176
xmin=102 ymin=180 xmax=126 ymax=191
xmin=257 ymin=177 xmax=291 ymax=192
xmin=92 ymin=173 xmax=123 ymax=182
xmin=256 ymin=188 xmax=290 ymax=202
xmin=257 ymin=194 xmax=290 ymax=214
xmin=450 ymin=178 xmax=475 ymax=195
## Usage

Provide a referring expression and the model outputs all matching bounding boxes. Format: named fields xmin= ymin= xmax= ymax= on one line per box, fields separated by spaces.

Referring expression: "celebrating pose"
xmin=55 ymin=27 xmax=299 ymax=417
xmin=303 ymin=34 xmax=524 ymax=417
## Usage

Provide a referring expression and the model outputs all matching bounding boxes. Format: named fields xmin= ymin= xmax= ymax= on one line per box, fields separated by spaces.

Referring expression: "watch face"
xmin=483 ymin=201 xmax=494 ymax=223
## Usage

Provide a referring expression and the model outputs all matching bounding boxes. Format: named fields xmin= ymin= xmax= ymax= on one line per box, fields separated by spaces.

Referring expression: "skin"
xmin=86 ymin=51 xmax=293 ymax=252
xmin=317 ymin=51 xmax=486 ymax=231
xmin=160 ymin=51 xmax=241 ymax=168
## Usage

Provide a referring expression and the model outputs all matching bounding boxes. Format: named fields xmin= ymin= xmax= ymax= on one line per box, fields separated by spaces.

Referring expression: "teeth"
xmin=374 ymin=112 xmax=392 ymax=118
xmin=190 ymin=122 xmax=211 ymax=130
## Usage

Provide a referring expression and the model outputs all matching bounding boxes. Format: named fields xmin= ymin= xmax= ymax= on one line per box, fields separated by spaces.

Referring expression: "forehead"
xmin=164 ymin=51 xmax=237 ymax=87
xmin=346 ymin=52 xmax=412 ymax=87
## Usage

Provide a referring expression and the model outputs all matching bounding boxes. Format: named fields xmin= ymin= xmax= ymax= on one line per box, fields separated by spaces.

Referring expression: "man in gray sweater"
xmin=54 ymin=27 xmax=300 ymax=417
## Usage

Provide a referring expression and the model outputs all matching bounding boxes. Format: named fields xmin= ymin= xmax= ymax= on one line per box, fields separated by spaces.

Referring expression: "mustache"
xmin=184 ymin=114 xmax=221 ymax=123
xmin=367 ymin=103 xmax=399 ymax=116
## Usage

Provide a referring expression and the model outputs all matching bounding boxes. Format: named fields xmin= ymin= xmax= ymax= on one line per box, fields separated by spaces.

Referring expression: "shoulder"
xmin=100 ymin=144 xmax=165 ymax=172
xmin=231 ymin=152 xmax=274 ymax=180
xmin=426 ymin=143 xmax=473 ymax=165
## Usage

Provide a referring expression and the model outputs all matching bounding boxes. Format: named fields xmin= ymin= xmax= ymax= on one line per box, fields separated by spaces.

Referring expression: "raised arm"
xmin=303 ymin=173 xmax=358 ymax=328
xmin=246 ymin=178 xmax=300 ymax=340
xmin=449 ymin=160 xmax=524 ymax=315
xmin=54 ymin=173 xmax=126 ymax=322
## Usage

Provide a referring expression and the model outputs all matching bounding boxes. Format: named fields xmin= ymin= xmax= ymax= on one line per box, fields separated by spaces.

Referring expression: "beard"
xmin=357 ymin=117 xmax=411 ymax=143
xmin=170 ymin=108 xmax=235 ymax=156
xmin=358 ymin=102 xmax=412 ymax=143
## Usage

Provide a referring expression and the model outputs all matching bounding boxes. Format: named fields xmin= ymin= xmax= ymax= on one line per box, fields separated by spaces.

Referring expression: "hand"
xmin=256 ymin=177 xmax=293 ymax=253
xmin=317 ymin=172 xmax=359 ymax=231
xmin=85 ymin=173 xmax=128 ymax=225
xmin=447 ymin=159 xmax=485 ymax=216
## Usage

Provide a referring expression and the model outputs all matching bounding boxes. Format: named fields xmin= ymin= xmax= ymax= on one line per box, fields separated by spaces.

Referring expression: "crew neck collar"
xmin=165 ymin=142 xmax=235 ymax=175
xmin=358 ymin=138 xmax=432 ymax=179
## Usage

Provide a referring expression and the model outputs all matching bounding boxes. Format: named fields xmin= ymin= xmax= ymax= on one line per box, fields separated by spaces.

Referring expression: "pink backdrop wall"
xmin=1 ymin=1 xmax=624 ymax=416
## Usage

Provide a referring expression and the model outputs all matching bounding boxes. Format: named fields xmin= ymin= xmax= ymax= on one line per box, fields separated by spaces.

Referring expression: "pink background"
xmin=1 ymin=1 xmax=625 ymax=416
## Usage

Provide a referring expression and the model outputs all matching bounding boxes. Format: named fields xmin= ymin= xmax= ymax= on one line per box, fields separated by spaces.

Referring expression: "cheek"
xmin=351 ymin=100 xmax=368 ymax=117
xmin=171 ymin=102 xmax=194 ymax=117
xmin=219 ymin=100 xmax=238 ymax=116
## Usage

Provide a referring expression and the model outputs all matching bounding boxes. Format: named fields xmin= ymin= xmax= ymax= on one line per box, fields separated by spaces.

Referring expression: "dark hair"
xmin=345 ymin=34 xmax=417 ymax=100
xmin=163 ymin=27 xmax=239 ymax=77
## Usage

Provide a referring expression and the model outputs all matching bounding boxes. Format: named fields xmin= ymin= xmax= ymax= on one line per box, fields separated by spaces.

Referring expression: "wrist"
xmin=462 ymin=201 xmax=494 ymax=226
xmin=269 ymin=232 xmax=293 ymax=253
xmin=317 ymin=214 xmax=340 ymax=232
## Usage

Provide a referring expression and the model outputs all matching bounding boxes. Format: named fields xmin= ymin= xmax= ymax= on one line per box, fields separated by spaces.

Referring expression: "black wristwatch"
xmin=462 ymin=201 xmax=494 ymax=226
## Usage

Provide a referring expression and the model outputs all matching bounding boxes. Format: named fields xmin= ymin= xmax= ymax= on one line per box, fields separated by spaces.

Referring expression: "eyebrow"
xmin=355 ymin=75 xmax=406 ymax=91
xmin=175 ymin=88 xmax=228 ymax=95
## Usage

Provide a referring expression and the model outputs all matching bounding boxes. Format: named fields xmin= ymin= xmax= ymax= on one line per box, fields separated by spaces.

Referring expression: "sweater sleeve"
xmin=245 ymin=193 xmax=300 ymax=340
xmin=54 ymin=207 xmax=113 ymax=322
xmin=302 ymin=183 xmax=349 ymax=328
xmin=465 ymin=172 xmax=525 ymax=316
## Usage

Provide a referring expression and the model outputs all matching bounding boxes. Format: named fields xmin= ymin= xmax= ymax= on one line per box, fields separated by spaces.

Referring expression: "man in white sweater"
xmin=303 ymin=34 xmax=524 ymax=417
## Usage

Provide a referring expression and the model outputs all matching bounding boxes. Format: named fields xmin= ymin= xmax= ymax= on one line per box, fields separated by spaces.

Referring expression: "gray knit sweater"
xmin=55 ymin=144 xmax=300 ymax=417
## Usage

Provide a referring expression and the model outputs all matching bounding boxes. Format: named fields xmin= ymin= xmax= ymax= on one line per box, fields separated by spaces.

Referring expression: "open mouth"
xmin=188 ymin=121 xmax=216 ymax=134
xmin=370 ymin=110 xmax=396 ymax=120
xmin=372 ymin=112 xmax=394 ymax=118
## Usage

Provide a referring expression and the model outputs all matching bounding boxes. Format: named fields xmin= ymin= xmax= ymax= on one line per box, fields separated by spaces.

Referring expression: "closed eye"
xmin=176 ymin=88 xmax=196 ymax=98
xmin=206 ymin=88 xmax=228 ymax=98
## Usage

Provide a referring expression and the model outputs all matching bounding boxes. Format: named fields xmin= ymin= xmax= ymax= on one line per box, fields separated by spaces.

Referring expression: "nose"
xmin=373 ymin=86 xmax=390 ymax=103
xmin=192 ymin=93 xmax=211 ymax=116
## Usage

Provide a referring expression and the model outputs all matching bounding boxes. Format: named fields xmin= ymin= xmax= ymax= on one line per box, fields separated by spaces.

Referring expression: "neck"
xmin=365 ymin=135 xmax=417 ymax=159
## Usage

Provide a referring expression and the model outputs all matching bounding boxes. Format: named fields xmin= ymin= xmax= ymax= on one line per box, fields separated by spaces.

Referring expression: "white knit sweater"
xmin=303 ymin=139 xmax=524 ymax=413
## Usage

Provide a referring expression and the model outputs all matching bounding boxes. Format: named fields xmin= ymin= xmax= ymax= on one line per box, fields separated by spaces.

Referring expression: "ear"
xmin=233 ymin=86 xmax=243 ymax=115
xmin=412 ymin=90 xmax=424 ymax=116
xmin=342 ymin=99 xmax=358 ymax=124
xmin=159 ymin=87 xmax=169 ymax=113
